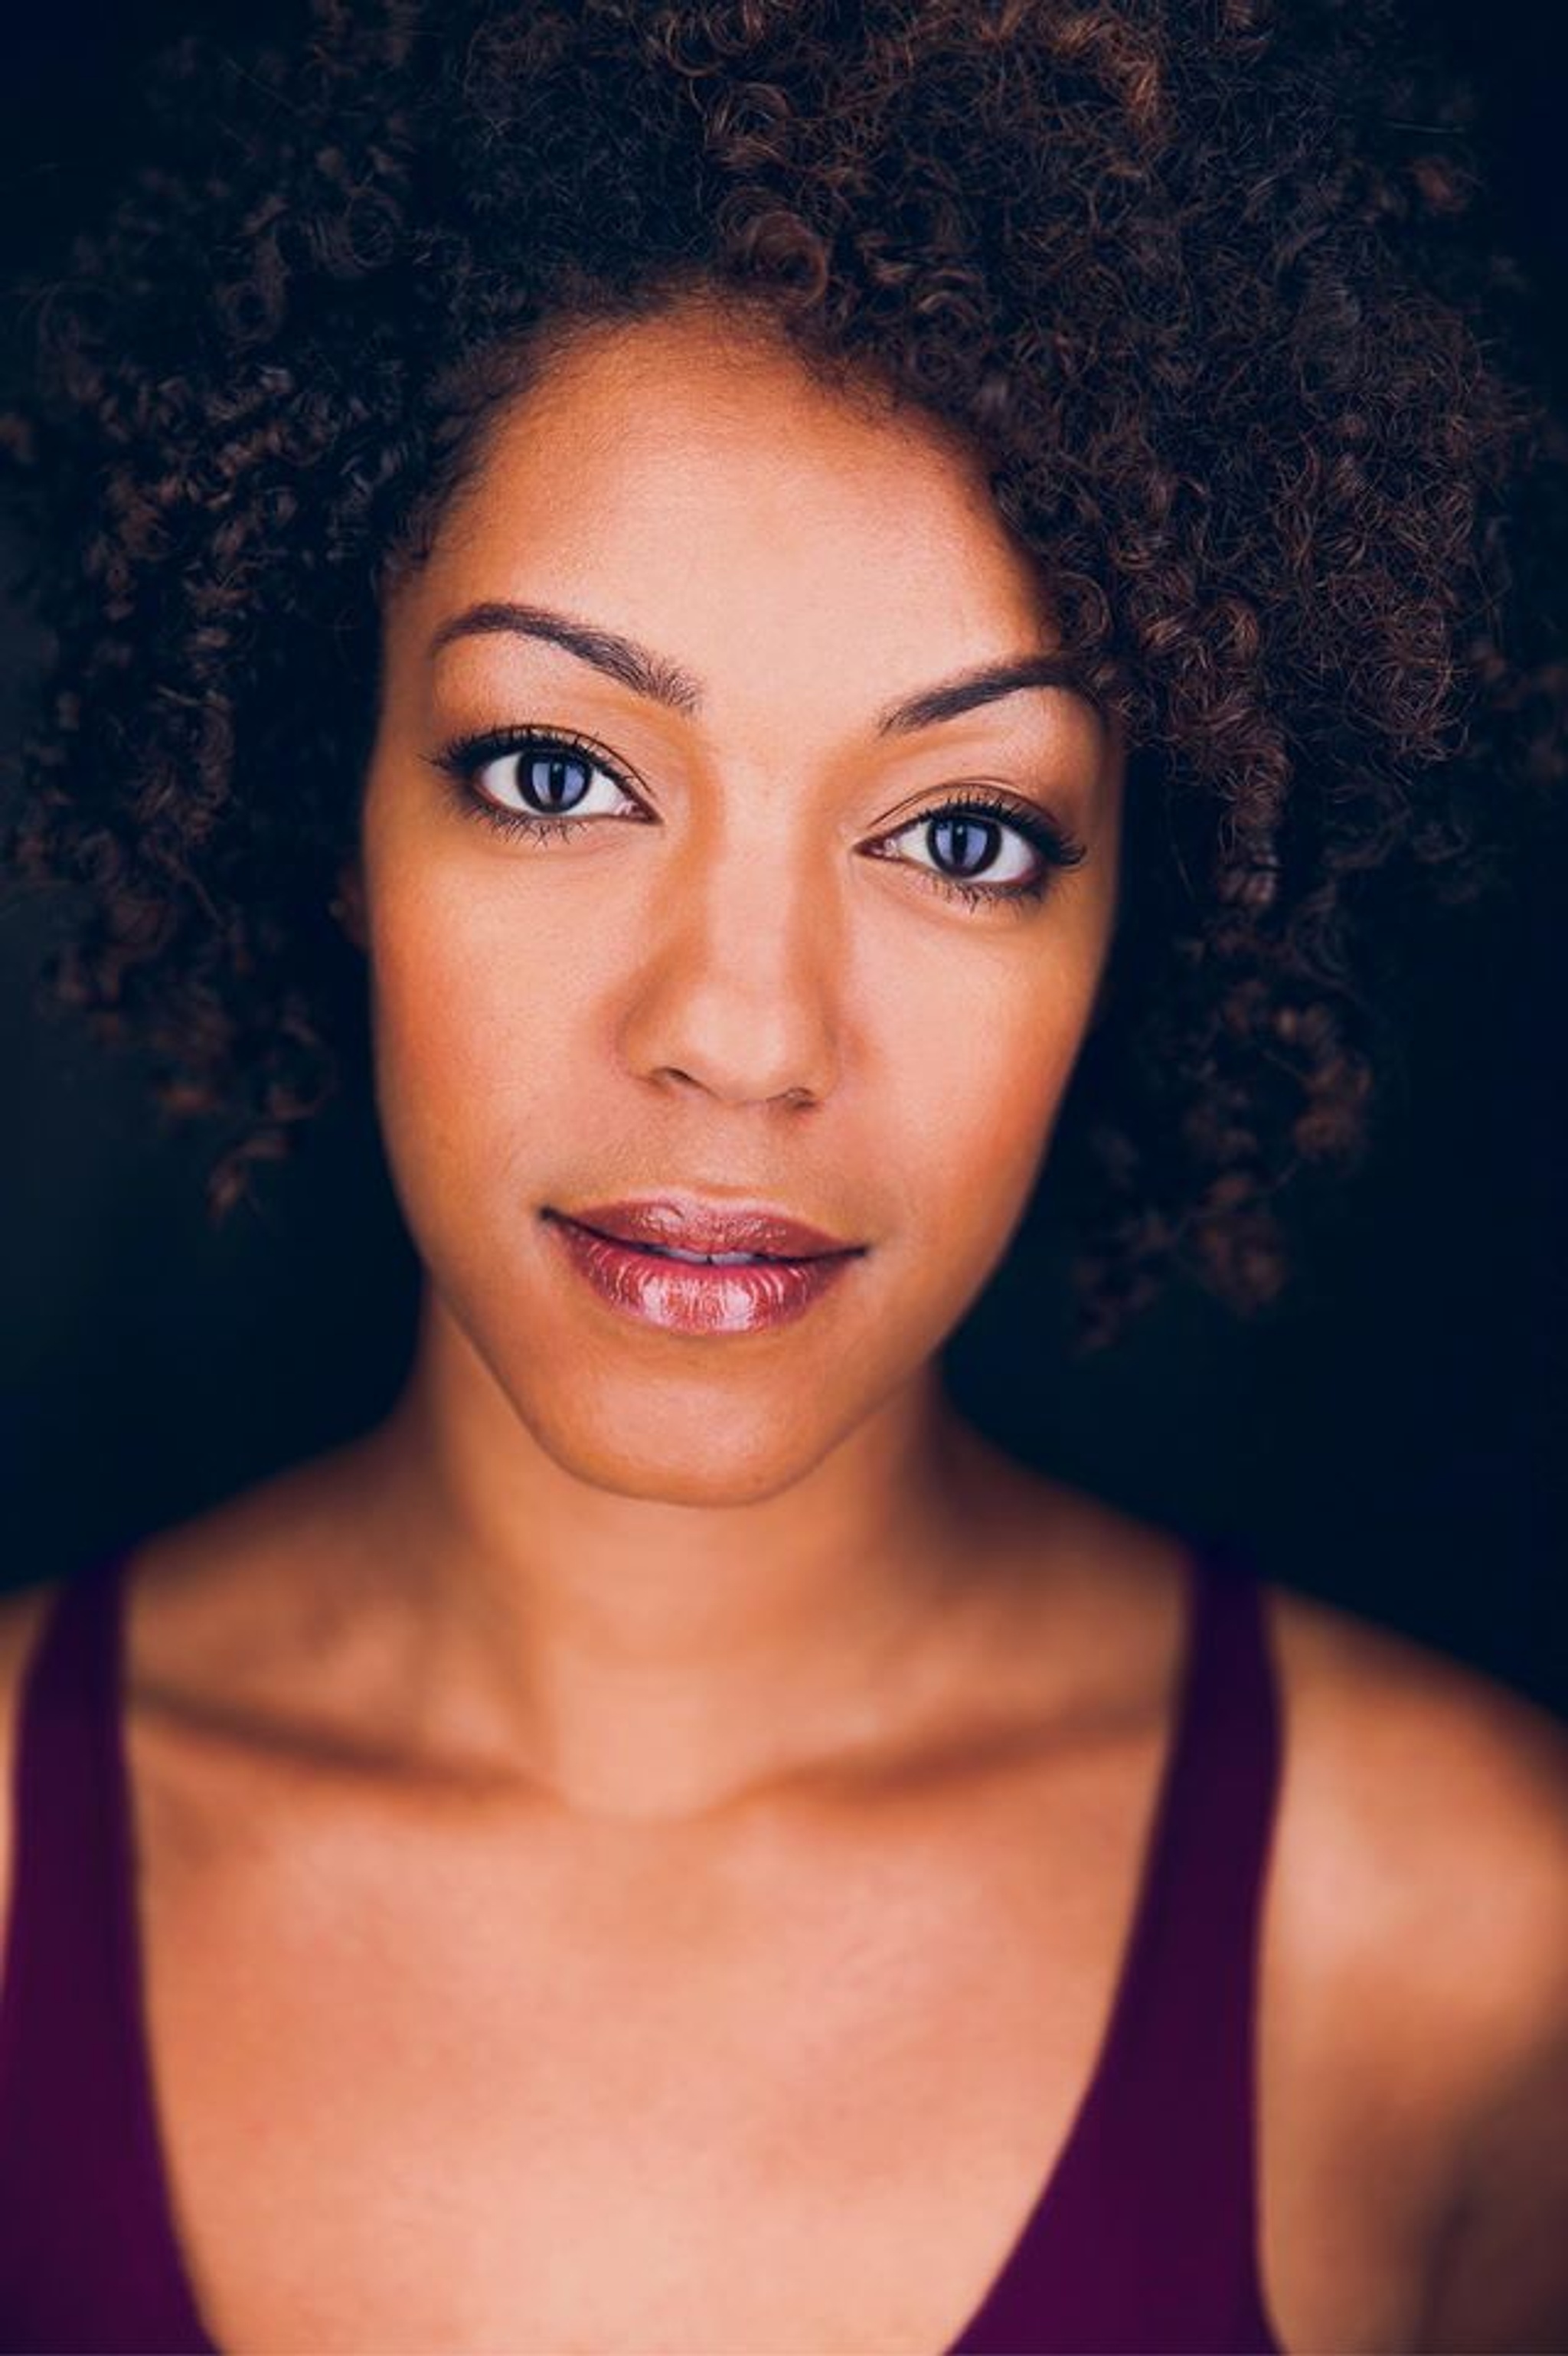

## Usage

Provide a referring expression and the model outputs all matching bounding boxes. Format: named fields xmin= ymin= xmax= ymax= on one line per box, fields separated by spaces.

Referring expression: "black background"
xmin=1 ymin=2 xmax=1563 ymax=1714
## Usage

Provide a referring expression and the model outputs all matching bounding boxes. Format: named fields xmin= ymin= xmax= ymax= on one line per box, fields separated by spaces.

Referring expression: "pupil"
xmin=933 ymin=814 xmax=996 ymax=877
xmin=527 ymin=752 xmax=590 ymax=812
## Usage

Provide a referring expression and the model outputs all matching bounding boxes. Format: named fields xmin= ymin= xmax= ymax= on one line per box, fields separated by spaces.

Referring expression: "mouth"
xmin=544 ymin=1195 xmax=864 ymax=1262
xmin=572 ymin=1232 xmax=798 ymax=1266
xmin=541 ymin=1207 xmax=865 ymax=1337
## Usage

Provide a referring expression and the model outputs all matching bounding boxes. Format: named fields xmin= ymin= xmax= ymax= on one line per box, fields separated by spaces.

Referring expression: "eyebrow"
xmin=427 ymin=599 xmax=1105 ymax=740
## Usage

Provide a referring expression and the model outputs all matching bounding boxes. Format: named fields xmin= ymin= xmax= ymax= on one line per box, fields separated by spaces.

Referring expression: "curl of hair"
xmin=2 ymin=0 xmax=1563 ymax=1354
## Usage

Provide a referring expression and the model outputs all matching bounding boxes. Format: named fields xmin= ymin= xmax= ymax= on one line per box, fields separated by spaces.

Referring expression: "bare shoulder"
xmin=1024 ymin=1468 xmax=1568 ymax=2349
xmin=1263 ymin=1575 xmax=1568 ymax=1988
xmin=1261 ymin=1577 xmax=1568 ymax=2351
xmin=0 ymin=1435 xmax=386 ymax=2007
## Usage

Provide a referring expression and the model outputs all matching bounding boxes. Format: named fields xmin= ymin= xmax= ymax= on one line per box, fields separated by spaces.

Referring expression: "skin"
xmin=2 ymin=289 xmax=1567 ymax=2351
xmin=330 ymin=290 xmax=1128 ymax=1820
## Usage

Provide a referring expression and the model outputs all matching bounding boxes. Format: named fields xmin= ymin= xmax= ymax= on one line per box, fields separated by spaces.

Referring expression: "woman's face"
xmin=354 ymin=298 xmax=1125 ymax=1506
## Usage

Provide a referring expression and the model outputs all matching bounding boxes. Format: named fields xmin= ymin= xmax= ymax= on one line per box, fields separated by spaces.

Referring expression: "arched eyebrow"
xmin=427 ymin=599 xmax=1105 ymax=740
xmin=875 ymin=652 xmax=1102 ymax=739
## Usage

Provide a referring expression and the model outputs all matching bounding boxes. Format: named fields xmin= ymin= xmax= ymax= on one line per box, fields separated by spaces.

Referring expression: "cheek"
xmin=361 ymin=866 xmax=588 ymax=1214
xmin=888 ymin=946 xmax=1094 ymax=1185
xmin=870 ymin=942 xmax=1100 ymax=1320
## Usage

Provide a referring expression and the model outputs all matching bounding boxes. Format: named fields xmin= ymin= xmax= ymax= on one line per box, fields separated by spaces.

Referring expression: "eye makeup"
xmin=426 ymin=723 xmax=1090 ymax=912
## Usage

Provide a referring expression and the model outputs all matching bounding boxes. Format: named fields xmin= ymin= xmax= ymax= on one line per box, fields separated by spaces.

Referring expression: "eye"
xmin=428 ymin=727 xmax=645 ymax=840
xmin=873 ymin=793 xmax=1088 ymax=910
xmin=426 ymin=729 xmax=1089 ymax=910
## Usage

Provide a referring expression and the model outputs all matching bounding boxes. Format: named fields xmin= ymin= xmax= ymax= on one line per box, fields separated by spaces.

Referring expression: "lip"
xmin=544 ymin=1214 xmax=861 ymax=1337
xmin=547 ymin=1196 xmax=861 ymax=1260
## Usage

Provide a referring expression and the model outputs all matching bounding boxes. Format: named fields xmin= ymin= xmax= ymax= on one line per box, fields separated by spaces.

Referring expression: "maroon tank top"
xmin=0 ymin=1534 xmax=1287 ymax=2353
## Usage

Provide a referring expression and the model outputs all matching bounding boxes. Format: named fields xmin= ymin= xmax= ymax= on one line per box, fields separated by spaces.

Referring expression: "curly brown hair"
xmin=2 ymin=0 xmax=1563 ymax=1358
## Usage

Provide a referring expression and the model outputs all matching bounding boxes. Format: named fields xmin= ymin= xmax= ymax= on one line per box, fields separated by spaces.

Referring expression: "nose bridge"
xmin=619 ymin=795 xmax=843 ymax=1108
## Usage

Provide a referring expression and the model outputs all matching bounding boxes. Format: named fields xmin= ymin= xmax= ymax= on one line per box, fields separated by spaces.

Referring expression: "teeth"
xmin=645 ymin=1243 xmax=768 ymax=1265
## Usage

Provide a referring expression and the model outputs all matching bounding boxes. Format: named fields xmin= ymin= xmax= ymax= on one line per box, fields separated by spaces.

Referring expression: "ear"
xmin=331 ymin=858 xmax=368 ymax=953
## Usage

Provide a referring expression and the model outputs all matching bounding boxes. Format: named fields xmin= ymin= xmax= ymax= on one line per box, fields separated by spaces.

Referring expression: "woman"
xmin=0 ymin=3 xmax=1565 ymax=2350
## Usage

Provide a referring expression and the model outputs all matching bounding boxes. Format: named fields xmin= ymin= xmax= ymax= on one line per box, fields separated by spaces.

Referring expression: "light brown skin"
xmin=329 ymin=295 xmax=1123 ymax=1822
xmin=3 ymin=295 xmax=1566 ymax=2351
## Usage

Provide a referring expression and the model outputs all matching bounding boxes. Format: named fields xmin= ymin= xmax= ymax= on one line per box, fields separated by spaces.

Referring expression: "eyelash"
xmin=426 ymin=725 xmax=1089 ymax=910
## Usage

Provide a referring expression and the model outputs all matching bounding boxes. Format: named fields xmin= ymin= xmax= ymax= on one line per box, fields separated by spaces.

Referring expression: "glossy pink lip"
xmin=547 ymin=1196 xmax=861 ymax=1260
xmin=545 ymin=1216 xmax=861 ymax=1336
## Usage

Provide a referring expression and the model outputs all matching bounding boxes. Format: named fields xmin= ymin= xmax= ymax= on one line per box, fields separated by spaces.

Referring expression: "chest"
xmin=128 ymin=1705 xmax=1442 ymax=2354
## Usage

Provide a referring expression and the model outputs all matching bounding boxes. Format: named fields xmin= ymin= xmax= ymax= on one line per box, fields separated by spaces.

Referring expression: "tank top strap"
xmin=950 ymin=1533 xmax=1285 ymax=2353
xmin=1108 ymin=1535 xmax=1282 ymax=2090
xmin=1053 ymin=1533 xmax=1285 ymax=2343
xmin=0 ymin=1546 xmax=210 ymax=2351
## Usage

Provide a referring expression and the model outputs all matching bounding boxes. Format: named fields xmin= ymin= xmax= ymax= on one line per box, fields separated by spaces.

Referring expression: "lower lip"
xmin=544 ymin=1215 xmax=861 ymax=1336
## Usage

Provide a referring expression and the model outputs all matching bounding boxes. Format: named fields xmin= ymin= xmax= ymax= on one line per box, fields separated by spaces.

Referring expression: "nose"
xmin=616 ymin=826 xmax=843 ymax=1113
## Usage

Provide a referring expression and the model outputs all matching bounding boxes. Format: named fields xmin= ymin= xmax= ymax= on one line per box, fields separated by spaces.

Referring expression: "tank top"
xmin=0 ymin=1534 xmax=1287 ymax=2354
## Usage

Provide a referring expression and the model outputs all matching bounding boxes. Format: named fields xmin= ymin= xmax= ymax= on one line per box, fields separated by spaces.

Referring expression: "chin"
xmin=514 ymin=1379 xmax=864 ymax=1510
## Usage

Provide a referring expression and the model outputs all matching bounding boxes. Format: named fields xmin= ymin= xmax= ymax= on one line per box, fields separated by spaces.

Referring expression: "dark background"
xmin=1 ymin=2 xmax=1563 ymax=1713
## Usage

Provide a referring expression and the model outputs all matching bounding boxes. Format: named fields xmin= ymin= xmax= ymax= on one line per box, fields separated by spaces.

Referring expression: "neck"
xmin=342 ymin=1291 xmax=1022 ymax=1823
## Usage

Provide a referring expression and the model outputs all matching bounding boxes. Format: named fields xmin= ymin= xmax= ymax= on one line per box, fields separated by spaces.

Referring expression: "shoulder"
xmin=0 ymin=1443 xmax=374 ymax=2004
xmin=1263 ymin=1577 xmax=1568 ymax=1985
xmin=1263 ymin=1577 xmax=1568 ymax=2349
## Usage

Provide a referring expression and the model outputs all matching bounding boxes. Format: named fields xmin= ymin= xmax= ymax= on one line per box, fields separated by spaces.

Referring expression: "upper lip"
xmin=549 ymin=1195 xmax=862 ymax=1260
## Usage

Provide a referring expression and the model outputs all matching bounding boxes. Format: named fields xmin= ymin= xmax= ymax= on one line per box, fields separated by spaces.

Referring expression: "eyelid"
xmin=426 ymin=721 xmax=636 ymax=777
xmin=430 ymin=725 xmax=1081 ymax=835
xmin=879 ymin=786 xmax=1084 ymax=856
xmin=425 ymin=724 xmax=647 ymax=818
xmin=427 ymin=724 xmax=1089 ymax=900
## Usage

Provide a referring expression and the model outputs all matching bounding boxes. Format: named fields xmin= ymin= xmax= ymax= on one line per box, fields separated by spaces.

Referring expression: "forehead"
xmin=404 ymin=303 xmax=1063 ymax=668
